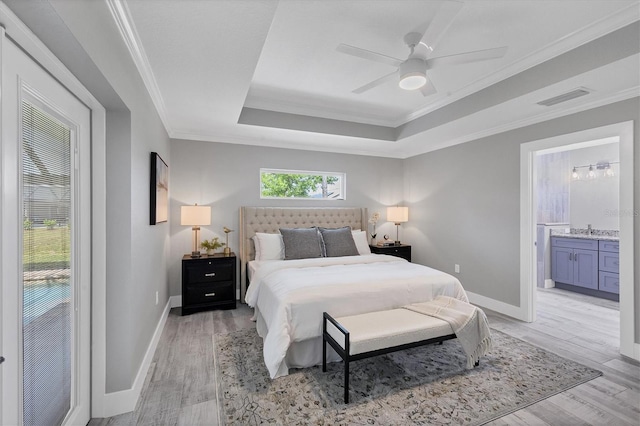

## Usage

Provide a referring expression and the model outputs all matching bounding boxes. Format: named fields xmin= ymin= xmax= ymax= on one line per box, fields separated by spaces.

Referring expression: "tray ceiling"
xmin=114 ymin=0 xmax=640 ymax=158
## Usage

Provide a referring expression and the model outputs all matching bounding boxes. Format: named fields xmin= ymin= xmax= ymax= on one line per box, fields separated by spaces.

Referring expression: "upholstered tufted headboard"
xmin=239 ymin=206 xmax=367 ymax=302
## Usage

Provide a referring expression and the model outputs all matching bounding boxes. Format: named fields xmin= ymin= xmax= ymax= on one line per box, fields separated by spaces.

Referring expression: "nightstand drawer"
xmin=184 ymin=260 xmax=234 ymax=283
xmin=185 ymin=281 xmax=234 ymax=306
xmin=385 ymin=246 xmax=410 ymax=257
xmin=369 ymin=244 xmax=411 ymax=262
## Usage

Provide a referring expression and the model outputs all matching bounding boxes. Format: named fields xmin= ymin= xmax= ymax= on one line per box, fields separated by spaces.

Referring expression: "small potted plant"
xmin=201 ymin=237 xmax=225 ymax=255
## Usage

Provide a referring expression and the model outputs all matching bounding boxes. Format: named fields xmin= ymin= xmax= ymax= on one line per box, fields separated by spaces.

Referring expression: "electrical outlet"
xmin=155 ymin=291 xmax=159 ymax=305
xmin=454 ymin=264 xmax=460 ymax=273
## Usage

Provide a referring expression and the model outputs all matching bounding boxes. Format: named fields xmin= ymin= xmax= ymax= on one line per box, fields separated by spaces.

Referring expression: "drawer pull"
xmin=204 ymin=272 xmax=216 ymax=277
xmin=205 ymin=292 xmax=216 ymax=297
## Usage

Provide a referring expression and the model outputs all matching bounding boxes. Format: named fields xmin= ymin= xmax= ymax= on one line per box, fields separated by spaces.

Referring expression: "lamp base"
xmin=190 ymin=251 xmax=201 ymax=258
xmin=223 ymin=247 xmax=231 ymax=256
xmin=394 ymin=241 xmax=401 ymax=245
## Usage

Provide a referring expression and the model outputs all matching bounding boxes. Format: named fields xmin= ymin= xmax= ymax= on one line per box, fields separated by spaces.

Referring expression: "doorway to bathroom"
xmin=520 ymin=121 xmax=636 ymax=362
xmin=534 ymin=139 xmax=620 ymax=359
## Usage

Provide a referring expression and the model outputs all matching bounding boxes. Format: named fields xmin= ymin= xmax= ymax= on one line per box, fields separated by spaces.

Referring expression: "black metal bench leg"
xmin=322 ymin=338 xmax=327 ymax=372
xmin=344 ymin=358 xmax=349 ymax=404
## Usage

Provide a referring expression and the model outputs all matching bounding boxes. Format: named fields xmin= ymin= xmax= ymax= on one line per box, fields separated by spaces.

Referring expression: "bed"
xmin=239 ymin=207 xmax=468 ymax=378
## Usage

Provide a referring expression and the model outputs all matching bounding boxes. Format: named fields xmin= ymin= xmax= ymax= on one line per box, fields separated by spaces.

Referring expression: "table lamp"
xmin=387 ymin=206 xmax=408 ymax=245
xmin=181 ymin=204 xmax=211 ymax=257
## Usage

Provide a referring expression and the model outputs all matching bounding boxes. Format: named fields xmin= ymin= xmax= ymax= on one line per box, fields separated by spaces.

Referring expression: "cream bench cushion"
xmin=326 ymin=308 xmax=453 ymax=356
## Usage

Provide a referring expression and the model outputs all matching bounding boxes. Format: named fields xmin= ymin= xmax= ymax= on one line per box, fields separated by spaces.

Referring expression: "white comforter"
xmin=245 ymin=254 xmax=468 ymax=378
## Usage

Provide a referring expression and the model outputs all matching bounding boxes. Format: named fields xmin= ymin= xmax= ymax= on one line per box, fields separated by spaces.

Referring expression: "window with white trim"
xmin=260 ymin=168 xmax=345 ymax=200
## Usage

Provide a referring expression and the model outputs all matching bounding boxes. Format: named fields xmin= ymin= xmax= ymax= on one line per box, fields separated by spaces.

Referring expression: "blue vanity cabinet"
xmin=598 ymin=240 xmax=619 ymax=294
xmin=550 ymin=245 xmax=573 ymax=284
xmin=551 ymin=237 xmax=599 ymax=290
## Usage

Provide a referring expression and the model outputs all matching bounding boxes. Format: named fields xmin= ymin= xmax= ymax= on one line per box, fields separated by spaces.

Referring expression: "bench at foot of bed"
xmin=322 ymin=308 xmax=479 ymax=403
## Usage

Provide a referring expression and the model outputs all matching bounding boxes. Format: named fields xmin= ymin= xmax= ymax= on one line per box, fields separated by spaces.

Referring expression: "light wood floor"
xmin=90 ymin=288 xmax=639 ymax=425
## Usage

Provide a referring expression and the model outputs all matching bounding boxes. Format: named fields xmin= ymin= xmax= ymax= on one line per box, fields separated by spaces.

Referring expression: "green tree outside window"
xmin=260 ymin=170 xmax=344 ymax=199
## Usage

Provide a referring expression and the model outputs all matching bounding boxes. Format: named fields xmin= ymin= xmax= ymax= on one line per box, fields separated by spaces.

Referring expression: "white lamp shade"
xmin=181 ymin=205 xmax=211 ymax=226
xmin=387 ymin=206 xmax=408 ymax=223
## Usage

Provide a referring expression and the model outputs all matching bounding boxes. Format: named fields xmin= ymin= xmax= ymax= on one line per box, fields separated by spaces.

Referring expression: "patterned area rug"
xmin=214 ymin=328 xmax=601 ymax=425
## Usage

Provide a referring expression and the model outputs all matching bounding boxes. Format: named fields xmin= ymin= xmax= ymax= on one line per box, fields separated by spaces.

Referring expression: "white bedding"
xmin=246 ymin=254 xmax=468 ymax=378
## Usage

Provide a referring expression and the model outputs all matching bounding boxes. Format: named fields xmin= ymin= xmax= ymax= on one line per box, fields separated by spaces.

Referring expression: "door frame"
xmin=0 ymin=3 xmax=108 ymax=418
xmin=520 ymin=121 xmax=637 ymax=361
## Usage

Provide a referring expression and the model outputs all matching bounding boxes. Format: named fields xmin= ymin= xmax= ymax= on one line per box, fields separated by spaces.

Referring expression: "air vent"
xmin=537 ymin=88 xmax=591 ymax=107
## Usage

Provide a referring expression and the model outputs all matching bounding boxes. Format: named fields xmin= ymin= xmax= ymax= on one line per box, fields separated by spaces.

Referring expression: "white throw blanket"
xmin=404 ymin=296 xmax=492 ymax=368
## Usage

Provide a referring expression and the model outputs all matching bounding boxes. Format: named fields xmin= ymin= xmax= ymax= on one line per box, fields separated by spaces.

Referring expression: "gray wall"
xmin=168 ymin=140 xmax=404 ymax=296
xmin=48 ymin=0 xmax=173 ymax=393
xmin=403 ymin=97 xmax=639 ymax=342
xmin=7 ymin=0 xmax=173 ymax=393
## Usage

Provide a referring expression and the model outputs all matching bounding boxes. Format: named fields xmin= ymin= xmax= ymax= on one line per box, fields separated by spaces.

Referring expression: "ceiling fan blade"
xmin=352 ymin=71 xmax=398 ymax=94
xmin=419 ymin=0 xmax=464 ymax=51
xmin=427 ymin=46 xmax=508 ymax=67
xmin=420 ymin=78 xmax=437 ymax=97
xmin=337 ymin=44 xmax=403 ymax=68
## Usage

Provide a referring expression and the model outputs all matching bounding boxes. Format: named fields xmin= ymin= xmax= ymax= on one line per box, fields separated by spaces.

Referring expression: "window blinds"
xmin=22 ymin=99 xmax=72 ymax=426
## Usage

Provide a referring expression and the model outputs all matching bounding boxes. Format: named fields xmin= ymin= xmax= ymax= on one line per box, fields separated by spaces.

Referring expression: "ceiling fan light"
xmin=399 ymin=73 xmax=426 ymax=90
xmin=399 ymin=58 xmax=427 ymax=90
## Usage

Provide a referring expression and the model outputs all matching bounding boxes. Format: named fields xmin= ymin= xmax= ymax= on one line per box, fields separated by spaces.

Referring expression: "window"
xmin=260 ymin=168 xmax=345 ymax=200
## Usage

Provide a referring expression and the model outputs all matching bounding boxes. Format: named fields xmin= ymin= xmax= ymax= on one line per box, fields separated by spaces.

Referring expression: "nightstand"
xmin=369 ymin=244 xmax=411 ymax=262
xmin=182 ymin=253 xmax=236 ymax=315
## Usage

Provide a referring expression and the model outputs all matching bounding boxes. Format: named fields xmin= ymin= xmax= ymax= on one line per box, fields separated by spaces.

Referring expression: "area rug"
xmin=214 ymin=328 xmax=601 ymax=425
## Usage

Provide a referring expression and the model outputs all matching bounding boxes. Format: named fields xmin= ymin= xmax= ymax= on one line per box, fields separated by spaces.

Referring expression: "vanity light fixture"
xmin=571 ymin=167 xmax=580 ymax=180
xmin=571 ymin=161 xmax=619 ymax=180
xmin=604 ymin=167 xmax=615 ymax=178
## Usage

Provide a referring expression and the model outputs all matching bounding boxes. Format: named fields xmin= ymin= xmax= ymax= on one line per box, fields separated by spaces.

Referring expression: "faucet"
xmin=587 ymin=224 xmax=592 ymax=235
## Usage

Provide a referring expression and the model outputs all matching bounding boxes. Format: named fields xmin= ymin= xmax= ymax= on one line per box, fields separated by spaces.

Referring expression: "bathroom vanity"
xmin=550 ymin=230 xmax=619 ymax=301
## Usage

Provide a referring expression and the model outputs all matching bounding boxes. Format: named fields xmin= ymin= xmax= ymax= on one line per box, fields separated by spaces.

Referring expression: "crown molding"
xmin=106 ymin=0 xmax=172 ymax=134
xmin=244 ymin=93 xmax=400 ymax=128
xmin=173 ymin=85 xmax=637 ymax=160
xmin=402 ymin=86 xmax=640 ymax=158
xmin=240 ymin=4 xmax=639 ymax=130
xmin=169 ymin=129 xmax=407 ymax=159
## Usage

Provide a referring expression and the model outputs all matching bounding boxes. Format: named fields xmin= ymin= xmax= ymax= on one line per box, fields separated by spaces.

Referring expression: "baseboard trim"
xmin=170 ymin=295 xmax=182 ymax=308
xmin=99 ymin=298 xmax=172 ymax=417
xmin=633 ymin=343 xmax=640 ymax=362
xmin=466 ymin=291 xmax=527 ymax=321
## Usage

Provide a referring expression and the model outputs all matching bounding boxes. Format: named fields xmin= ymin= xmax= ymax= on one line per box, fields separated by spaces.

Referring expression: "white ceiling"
xmin=114 ymin=0 xmax=640 ymax=158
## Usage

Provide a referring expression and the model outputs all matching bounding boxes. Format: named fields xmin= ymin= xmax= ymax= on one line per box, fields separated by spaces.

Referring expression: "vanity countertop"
xmin=550 ymin=229 xmax=619 ymax=242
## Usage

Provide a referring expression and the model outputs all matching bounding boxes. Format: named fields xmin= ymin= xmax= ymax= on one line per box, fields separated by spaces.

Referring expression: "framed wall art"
xmin=150 ymin=152 xmax=168 ymax=225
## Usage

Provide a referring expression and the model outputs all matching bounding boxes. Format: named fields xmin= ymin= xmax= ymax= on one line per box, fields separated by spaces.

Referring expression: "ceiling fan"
xmin=336 ymin=1 xmax=508 ymax=96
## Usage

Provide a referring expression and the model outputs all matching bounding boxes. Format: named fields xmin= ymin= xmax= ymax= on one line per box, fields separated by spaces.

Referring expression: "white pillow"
xmin=252 ymin=233 xmax=285 ymax=261
xmin=351 ymin=230 xmax=371 ymax=255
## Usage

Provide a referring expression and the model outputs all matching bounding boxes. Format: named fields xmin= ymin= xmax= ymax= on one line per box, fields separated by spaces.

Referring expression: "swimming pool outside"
xmin=24 ymin=280 xmax=70 ymax=325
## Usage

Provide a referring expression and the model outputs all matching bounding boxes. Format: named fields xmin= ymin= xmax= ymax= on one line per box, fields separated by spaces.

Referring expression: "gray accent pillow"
xmin=280 ymin=227 xmax=324 ymax=260
xmin=319 ymin=226 xmax=359 ymax=257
